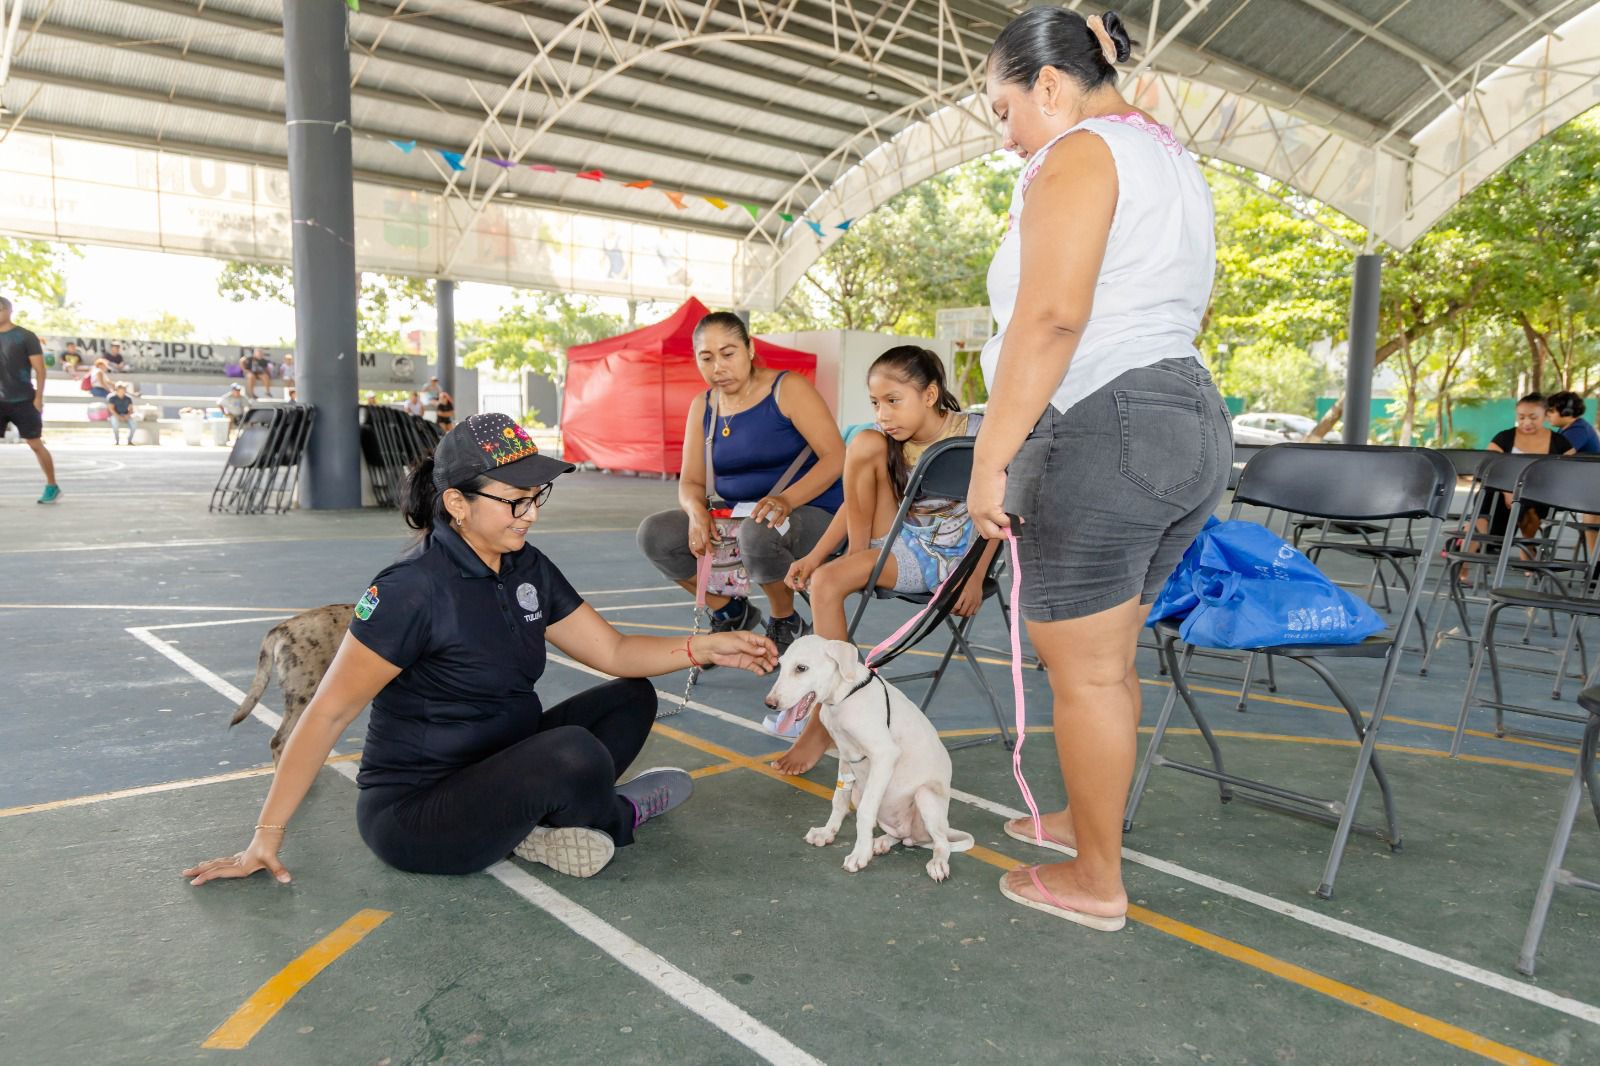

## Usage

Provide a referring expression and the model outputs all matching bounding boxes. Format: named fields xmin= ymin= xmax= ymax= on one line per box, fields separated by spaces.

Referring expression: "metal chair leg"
xmin=1450 ymin=603 xmax=1506 ymax=757
xmin=1299 ymin=657 xmax=1401 ymax=853
xmin=1516 ymin=716 xmax=1599 ymax=975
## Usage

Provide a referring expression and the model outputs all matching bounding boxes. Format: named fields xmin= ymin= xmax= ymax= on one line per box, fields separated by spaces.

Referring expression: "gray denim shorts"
xmin=1003 ymin=356 xmax=1232 ymax=623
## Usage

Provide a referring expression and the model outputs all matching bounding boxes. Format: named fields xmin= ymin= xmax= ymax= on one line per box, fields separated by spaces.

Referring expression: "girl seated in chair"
xmin=777 ymin=346 xmax=999 ymax=773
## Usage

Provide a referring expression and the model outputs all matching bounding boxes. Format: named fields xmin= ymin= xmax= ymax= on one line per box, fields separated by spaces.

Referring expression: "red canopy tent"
xmin=561 ymin=298 xmax=817 ymax=475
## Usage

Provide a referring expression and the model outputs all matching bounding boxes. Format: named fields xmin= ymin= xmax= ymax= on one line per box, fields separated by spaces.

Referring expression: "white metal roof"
xmin=1 ymin=0 xmax=1597 ymax=307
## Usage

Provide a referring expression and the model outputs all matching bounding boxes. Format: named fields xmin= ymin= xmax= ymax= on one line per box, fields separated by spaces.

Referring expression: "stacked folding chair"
xmin=209 ymin=404 xmax=317 ymax=515
xmin=361 ymin=405 xmax=444 ymax=509
xmin=1124 ymin=444 xmax=1454 ymax=899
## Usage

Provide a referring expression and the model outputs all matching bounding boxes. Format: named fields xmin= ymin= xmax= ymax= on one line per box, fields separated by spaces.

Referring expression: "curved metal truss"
xmin=0 ymin=0 xmax=1596 ymax=308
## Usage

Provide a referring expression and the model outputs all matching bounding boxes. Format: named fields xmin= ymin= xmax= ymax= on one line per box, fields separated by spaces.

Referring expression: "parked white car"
xmin=1232 ymin=412 xmax=1342 ymax=446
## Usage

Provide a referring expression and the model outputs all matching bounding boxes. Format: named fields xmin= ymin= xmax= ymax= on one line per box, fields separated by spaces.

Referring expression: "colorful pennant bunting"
xmin=384 ymin=138 xmax=854 ymax=234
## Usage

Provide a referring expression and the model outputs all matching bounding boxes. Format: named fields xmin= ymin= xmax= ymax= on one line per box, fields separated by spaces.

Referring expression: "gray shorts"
xmin=1003 ymin=356 xmax=1231 ymax=623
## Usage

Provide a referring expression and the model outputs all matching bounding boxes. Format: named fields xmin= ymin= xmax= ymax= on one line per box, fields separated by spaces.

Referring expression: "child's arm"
xmin=952 ymin=537 xmax=1004 ymax=618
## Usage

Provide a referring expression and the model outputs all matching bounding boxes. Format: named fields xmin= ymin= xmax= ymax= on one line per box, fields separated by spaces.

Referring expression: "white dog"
xmin=764 ymin=635 xmax=974 ymax=881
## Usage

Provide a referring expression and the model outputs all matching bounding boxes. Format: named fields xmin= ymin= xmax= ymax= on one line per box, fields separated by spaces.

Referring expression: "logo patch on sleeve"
xmin=354 ymin=585 xmax=380 ymax=621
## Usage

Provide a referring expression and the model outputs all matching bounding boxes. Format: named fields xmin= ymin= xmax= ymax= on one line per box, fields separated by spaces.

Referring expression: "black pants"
xmin=356 ymin=677 xmax=658 ymax=875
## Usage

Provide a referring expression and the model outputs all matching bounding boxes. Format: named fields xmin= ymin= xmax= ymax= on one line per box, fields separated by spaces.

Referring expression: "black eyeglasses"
xmin=465 ymin=483 xmax=553 ymax=518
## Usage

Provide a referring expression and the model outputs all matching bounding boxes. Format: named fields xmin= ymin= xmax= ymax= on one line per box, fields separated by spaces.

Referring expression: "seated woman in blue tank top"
xmin=637 ymin=313 xmax=845 ymax=653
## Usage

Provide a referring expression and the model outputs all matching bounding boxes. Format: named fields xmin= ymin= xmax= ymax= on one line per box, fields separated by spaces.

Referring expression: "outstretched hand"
xmin=699 ymin=631 xmax=779 ymax=674
xmin=183 ymin=832 xmax=292 ymax=886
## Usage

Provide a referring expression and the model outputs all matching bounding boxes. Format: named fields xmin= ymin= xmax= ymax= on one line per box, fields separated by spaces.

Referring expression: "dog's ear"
xmin=823 ymin=639 xmax=870 ymax=700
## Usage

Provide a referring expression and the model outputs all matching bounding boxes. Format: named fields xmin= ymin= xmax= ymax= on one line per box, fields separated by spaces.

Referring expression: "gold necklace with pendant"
xmin=720 ymin=377 xmax=759 ymax=437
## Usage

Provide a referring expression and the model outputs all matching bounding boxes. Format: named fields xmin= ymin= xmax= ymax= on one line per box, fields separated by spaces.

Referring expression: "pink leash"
xmin=859 ymin=524 xmax=1044 ymax=843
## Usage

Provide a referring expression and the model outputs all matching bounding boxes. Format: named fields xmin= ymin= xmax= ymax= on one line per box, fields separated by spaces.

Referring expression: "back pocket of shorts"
xmin=1115 ymin=390 xmax=1206 ymax=498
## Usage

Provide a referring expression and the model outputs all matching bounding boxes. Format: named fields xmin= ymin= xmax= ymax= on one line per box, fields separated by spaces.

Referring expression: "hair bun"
xmin=1101 ymin=11 xmax=1134 ymax=64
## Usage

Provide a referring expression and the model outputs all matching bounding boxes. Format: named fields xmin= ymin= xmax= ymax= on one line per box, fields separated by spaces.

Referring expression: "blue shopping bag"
xmin=1146 ymin=518 xmax=1385 ymax=649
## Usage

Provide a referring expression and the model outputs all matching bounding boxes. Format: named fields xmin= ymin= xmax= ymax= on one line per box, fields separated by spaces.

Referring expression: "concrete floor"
xmin=2 ymin=436 xmax=1596 ymax=1065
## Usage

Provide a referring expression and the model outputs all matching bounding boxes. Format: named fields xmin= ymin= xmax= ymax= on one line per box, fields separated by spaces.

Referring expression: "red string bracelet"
xmin=684 ymin=635 xmax=703 ymax=668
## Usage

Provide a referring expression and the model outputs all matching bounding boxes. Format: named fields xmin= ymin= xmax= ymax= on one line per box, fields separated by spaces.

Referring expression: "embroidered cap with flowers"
xmin=432 ymin=412 xmax=576 ymax=492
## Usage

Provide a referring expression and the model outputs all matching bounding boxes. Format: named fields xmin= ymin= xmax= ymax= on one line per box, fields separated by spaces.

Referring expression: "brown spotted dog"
xmin=230 ymin=604 xmax=354 ymax=763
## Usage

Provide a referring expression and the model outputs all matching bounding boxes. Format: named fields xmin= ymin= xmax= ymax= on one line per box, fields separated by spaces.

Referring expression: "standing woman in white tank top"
xmin=969 ymin=8 xmax=1231 ymax=930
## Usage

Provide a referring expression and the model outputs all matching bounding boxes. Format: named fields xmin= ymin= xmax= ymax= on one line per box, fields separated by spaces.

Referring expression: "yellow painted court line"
xmin=690 ymin=761 xmax=745 ymax=781
xmin=201 ymin=908 xmax=391 ymax=1050
xmin=0 ymin=754 xmax=364 ymax=819
xmin=653 ymin=726 xmax=1553 ymax=1066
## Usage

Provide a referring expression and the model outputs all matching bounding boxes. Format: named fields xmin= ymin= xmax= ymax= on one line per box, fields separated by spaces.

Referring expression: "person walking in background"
xmin=0 ymin=296 xmax=61 ymax=503
xmin=107 ymin=382 xmax=136 ymax=446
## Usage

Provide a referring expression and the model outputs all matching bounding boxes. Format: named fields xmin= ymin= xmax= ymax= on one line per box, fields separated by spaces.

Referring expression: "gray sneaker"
xmin=709 ymin=598 xmax=764 ymax=634
xmin=618 ymin=767 xmax=694 ymax=827
xmin=766 ymin=613 xmax=812 ymax=656
xmin=513 ymin=825 xmax=615 ymax=877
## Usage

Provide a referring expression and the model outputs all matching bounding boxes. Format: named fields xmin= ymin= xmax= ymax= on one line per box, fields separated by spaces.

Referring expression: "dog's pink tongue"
xmin=775 ymin=698 xmax=808 ymax=736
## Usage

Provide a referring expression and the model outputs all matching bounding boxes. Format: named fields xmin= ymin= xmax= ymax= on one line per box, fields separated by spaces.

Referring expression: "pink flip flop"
xmin=998 ymin=866 xmax=1127 ymax=932
xmin=1003 ymin=819 xmax=1077 ymax=858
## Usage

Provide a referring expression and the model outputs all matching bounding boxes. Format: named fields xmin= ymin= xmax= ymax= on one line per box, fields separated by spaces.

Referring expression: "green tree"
xmin=460 ymin=291 xmax=622 ymax=382
xmin=217 ymin=262 xmax=433 ymax=351
xmin=0 ymin=237 xmax=78 ymax=311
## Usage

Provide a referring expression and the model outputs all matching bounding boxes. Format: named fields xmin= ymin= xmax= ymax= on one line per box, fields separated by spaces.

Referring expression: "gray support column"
xmin=283 ymin=0 xmax=360 ymax=508
xmin=1344 ymin=254 xmax=1381 ymax=447
xmin=436 ymin=278 xmax=456 ymax=400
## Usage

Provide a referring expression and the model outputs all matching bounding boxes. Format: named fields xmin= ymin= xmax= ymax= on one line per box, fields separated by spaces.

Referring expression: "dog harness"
xmin=843 ymin=672 xmax=892 ymax=728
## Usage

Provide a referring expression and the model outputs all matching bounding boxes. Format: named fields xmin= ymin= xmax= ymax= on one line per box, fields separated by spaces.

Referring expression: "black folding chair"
xmin=1423 ymin=453 xmax=1591 ymax=684
xmin=1451 ymin=457 xmax=1600 ymax=754
xmin=1517 ymin=685 xmax=1600 ymax=975
xmin=844 ymin=436 xmax=1013 ymax=751
xmin=1124 ymin=444 xmax=1453 ymax=898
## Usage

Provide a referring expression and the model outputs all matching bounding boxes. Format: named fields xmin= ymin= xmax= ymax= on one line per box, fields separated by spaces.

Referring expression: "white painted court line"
xmin=6 ymin=603 xmax=311 ymax=613
xmin=125 ymin=627 xmax=283 ymax=733
xmin=143 ymin=615 xmax=295 ymax=632
xmin=486 ymin=862 xmax=824 ymax=1066
xmin=543 ymin=653 xmax=1600 ymax=1030
xmin=593 ymin=601 xmax=693 ymax=613
xmin=128 ymin=629 xmax=826 ymax=1066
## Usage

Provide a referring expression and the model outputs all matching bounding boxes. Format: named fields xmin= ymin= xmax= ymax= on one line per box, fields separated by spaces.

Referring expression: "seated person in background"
xmin=1546 ymin=391 xmax=1600 ymax=454
xmin=107 ymin=383 xmax=136 ymax=446
xmin=435 ymin=391 xmax=455 ymax=431
xmin=59 ymin=341 xmax=83 ymax=373
xmin=279 ymin=353 xmax=295 ymax=390
xmin=1475 ymin=392 xmax=1573 ymax=546
xmin=422 ymin=377 xmax=441 ymax=405
xmin=86 ymin=358 xmax=114 ymax=399
xmin=778 ymin=346 xmax=997 ymax=773
xmin=218 ymin=383 xmax=247 ymax=435
xmin=103 ymin=342 xmax=127 ymax=373
xmin=241 ymin=348 xmax=272 ymax=400
xmin=404 ymin=391 xmax=424 ymax=417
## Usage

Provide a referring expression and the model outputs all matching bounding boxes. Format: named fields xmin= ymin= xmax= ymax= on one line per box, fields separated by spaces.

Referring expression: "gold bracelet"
xmin=255 ymin=823 xmax=288 ymax=833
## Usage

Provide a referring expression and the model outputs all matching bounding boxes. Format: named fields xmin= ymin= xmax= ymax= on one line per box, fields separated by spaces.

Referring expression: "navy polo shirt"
xmin=348 ymin=515 xmax=583 ymax=790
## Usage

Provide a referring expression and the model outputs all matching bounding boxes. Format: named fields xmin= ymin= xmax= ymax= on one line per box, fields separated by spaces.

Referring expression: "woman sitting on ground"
xmin=778 ymin=347 xmax=999 ymax=774
xmin=183 ymin=413 xmax=776 ymax=886
xmin=637 ymin=312 xmax=845 ymax=654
